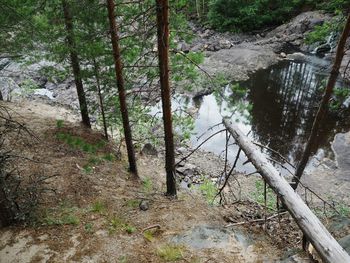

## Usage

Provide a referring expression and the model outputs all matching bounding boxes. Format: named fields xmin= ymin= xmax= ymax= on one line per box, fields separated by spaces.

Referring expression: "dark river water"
xmin=178 ymin=55 xmax=350 ymax=176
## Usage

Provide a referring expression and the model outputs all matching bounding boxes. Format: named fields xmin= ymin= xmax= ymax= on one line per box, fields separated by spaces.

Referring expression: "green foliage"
xmin=316 ymin=0 xmax=350 ymax=12
xmin=305 ymin=13 xmax=346 ymax=45
xmin=207 ymin=0 xmax=304 ymax=32
xmin=108 ymin=216 xmax=136 ymax=235
xmin=102 ymin=153 xmax=115 ymax=162
xmin=143 ymin=230 xmax=155 ymax=242
xmin=56 ymin=132 xmax=104 ymax=154
xmin=142 ymin=177 xmax=153 ymax=193
xmin=83 ymin=164 xmax=93 ymax=174
xmin=199 ymin=178 xmax=217 ymax=205
xmin=90 ymin=201 xmax=106 ymax=214
xmin=251 ymin=180 xmax=275 ymax=212
xmin=330 ymin=86 xmax=350 ymax=111
xmin=156 ymin=244 xmax=184 ymax=261
xmin=41 ymin=204 xmax=80 ymax=226
xmin=336 ymin=203 xmax=350 ymax=217
xmin=56 ymin=119 xmax=64 ymax=129
xmin=305 ymin=22 xmax=332 ymax=44
xmin=20 ymin=79 xmax=39 ymax=95
xmin=84 ymin=222 xmax=94 ymax=233
xmin=118 ymin=256 xmax=128 ymax=263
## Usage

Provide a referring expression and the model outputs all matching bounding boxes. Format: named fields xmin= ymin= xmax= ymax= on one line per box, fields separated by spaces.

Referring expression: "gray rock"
xmin=139 ymin=200 xmax=149 ymax=211
xmin=332 ymin=132 xmax=350 ymax=172
xmin=141 ymin=143 xmax=158 ymax=156
xmin=286 ymin=52 xmax=307 ymax=61
xmin=339 ymin=234 xmax=350 ymax=254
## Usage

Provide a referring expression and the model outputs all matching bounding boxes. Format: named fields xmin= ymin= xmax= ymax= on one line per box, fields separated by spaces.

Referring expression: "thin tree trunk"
xmin=92 ymin=59 xmax=108 ymax=140
xmin=156 ymin=0 xmax=177 ymax=196
xmin=106 ymin=0 xmax=138 ymax=176
xmin=62 ymin=0 xmax=91 ymax=128
xmin=0 ymin=90 xmax=3 ymax=101
xmin=292 ymin=14 xmax=350 ymax=190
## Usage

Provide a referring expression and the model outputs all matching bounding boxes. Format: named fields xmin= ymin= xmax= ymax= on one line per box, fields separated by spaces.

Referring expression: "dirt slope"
xmin=0 ymin=100 xmax=309 ymax=263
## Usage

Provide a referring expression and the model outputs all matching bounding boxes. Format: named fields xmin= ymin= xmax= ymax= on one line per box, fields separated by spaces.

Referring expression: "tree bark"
xmin=223 ymin=118 xmax=350 ymax=263
xmin=106 ymin=0 xmax=138 ymax=176
xmin=92 ymin=59 xmax=108 ymax=140
xmin=62 ymin=0 xmax=91 ymax=128
xmin=156 ymin=0 xmax=176 ymax=196
xmin=293 ymin=14 xmax=350 ymax=189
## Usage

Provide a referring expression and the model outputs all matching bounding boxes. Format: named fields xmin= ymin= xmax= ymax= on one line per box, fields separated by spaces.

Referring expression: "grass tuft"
xmin=156 ymin=244 xmax=184 ymax=261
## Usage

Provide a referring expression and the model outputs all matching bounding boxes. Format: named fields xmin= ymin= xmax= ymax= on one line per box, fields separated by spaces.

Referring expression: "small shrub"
xmin=142 ymin=177 xmax=153 ymax=193
xmin=56 ymin=119 xmax=64 ymax=128
xmin=42 ymin=207 xmax=80 ymax=226
xmin=305 ymin=22 xmax=332 ymax=44
xmin=83 ymin=164 xmax=93 ymax=174
xmin=251 ymin=180 xmax=276 ymax=212
xmin=102 ymin=153 xmax=115 ymax=162
xmin=125 ymin=225 xmax=136 ymax=234
xmin=108 ymin=216 xmax=136 ymax=234
xmin=90 ymin=201 xmax=106 ymax=214
xmin=199 ymin=178 xmax=217 ymax=205
xmin=84 ymin=222 xmax=94 ymax=233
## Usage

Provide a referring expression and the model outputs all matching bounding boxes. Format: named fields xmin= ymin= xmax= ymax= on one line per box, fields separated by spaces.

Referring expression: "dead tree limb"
xmin=223 ymin=118 xmax=350 ymax=263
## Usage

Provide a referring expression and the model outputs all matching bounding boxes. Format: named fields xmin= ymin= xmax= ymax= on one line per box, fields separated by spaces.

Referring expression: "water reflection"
xmin=191 ymin=57 xmax=350 ymax=175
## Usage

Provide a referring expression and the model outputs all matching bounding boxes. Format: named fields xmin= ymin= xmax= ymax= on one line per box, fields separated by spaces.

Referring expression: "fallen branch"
xmin=223 ymin=118 xmax=350 ymax=263
xmin=225 ymin=211 xmax=288 ymax=227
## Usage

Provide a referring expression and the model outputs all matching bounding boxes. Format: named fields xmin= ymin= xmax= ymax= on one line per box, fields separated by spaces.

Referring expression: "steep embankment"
xmin=0 ymin=100 xmax=295 ymax=263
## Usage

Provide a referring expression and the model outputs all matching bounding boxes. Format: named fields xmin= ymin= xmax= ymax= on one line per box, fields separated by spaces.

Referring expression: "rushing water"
xmin=177 ymin=55 xmax=350 ymax=176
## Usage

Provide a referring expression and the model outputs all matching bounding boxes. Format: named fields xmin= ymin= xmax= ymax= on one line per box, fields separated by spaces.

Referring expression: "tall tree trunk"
xmin=156 ymin=0 xmax=177 ymax=196
xmin=292 ymin=14 xmax=350 ymax=190
xmin=106 ymin=0 xmax=138 ymax=176
xmin=62 ymin=0 xmax=91 ymax=128
xmin=92 ymin=59 xmax=108 ymax=140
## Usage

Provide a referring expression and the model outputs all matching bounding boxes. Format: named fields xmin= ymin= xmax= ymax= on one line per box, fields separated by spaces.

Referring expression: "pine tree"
xmin=106 ymin=0 xmax=138 ymax=176
xmin=62 ymin=0 xmax=91 ymax=128
xmin=156 ymin=0 xmax=177 ymax=196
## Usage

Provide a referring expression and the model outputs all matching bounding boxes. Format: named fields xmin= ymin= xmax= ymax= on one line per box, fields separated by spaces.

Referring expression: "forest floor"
xmin=0 ymin=99 xmax=319 ymax=263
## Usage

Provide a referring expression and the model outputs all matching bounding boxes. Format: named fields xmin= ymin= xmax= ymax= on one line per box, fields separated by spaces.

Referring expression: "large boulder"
xmin=202 ymin=45 xmax=279 ymax=81
xmin=266 ymin=11 xmax=330 ymax=43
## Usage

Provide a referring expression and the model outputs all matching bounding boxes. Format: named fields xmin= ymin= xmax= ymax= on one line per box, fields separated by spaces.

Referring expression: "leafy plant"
xmin=329 ymin=86 xmax=350 ymax=111
xmin=41 ymin=205 xmax=80 ymax=226
xmin=102 ymin=153 xmax=115 ymax=162
xmin=142 ymin=177 xmax=153 ymax=193
xmin=84 ymin=222 xmax=94 ymax=233
xmin=20 ymin=79 xmax=39 ymax=95
xmin=199 ymin=178 xmax=217 ymax=205
xmin=108 ymin=216 xmax=136 ymax=235
xmin=56 ymin=119 xmax=64 ymax=128
xmin=90 ymin=201 xmax=106 ymax=214
xmin=251 ymin=180 xmax=275 ymax=212
xmin=83 ymin=164 xmax=93 ymax=174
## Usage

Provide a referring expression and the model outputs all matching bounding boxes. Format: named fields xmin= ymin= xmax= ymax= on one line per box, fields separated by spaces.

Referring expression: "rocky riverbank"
xmin=1 ymin=11 xmax=343 ymax=106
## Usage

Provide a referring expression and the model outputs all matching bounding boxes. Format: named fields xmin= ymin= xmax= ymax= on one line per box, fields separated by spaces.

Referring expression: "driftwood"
xmin=223 ymin=118 xmax=350 ymax=263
